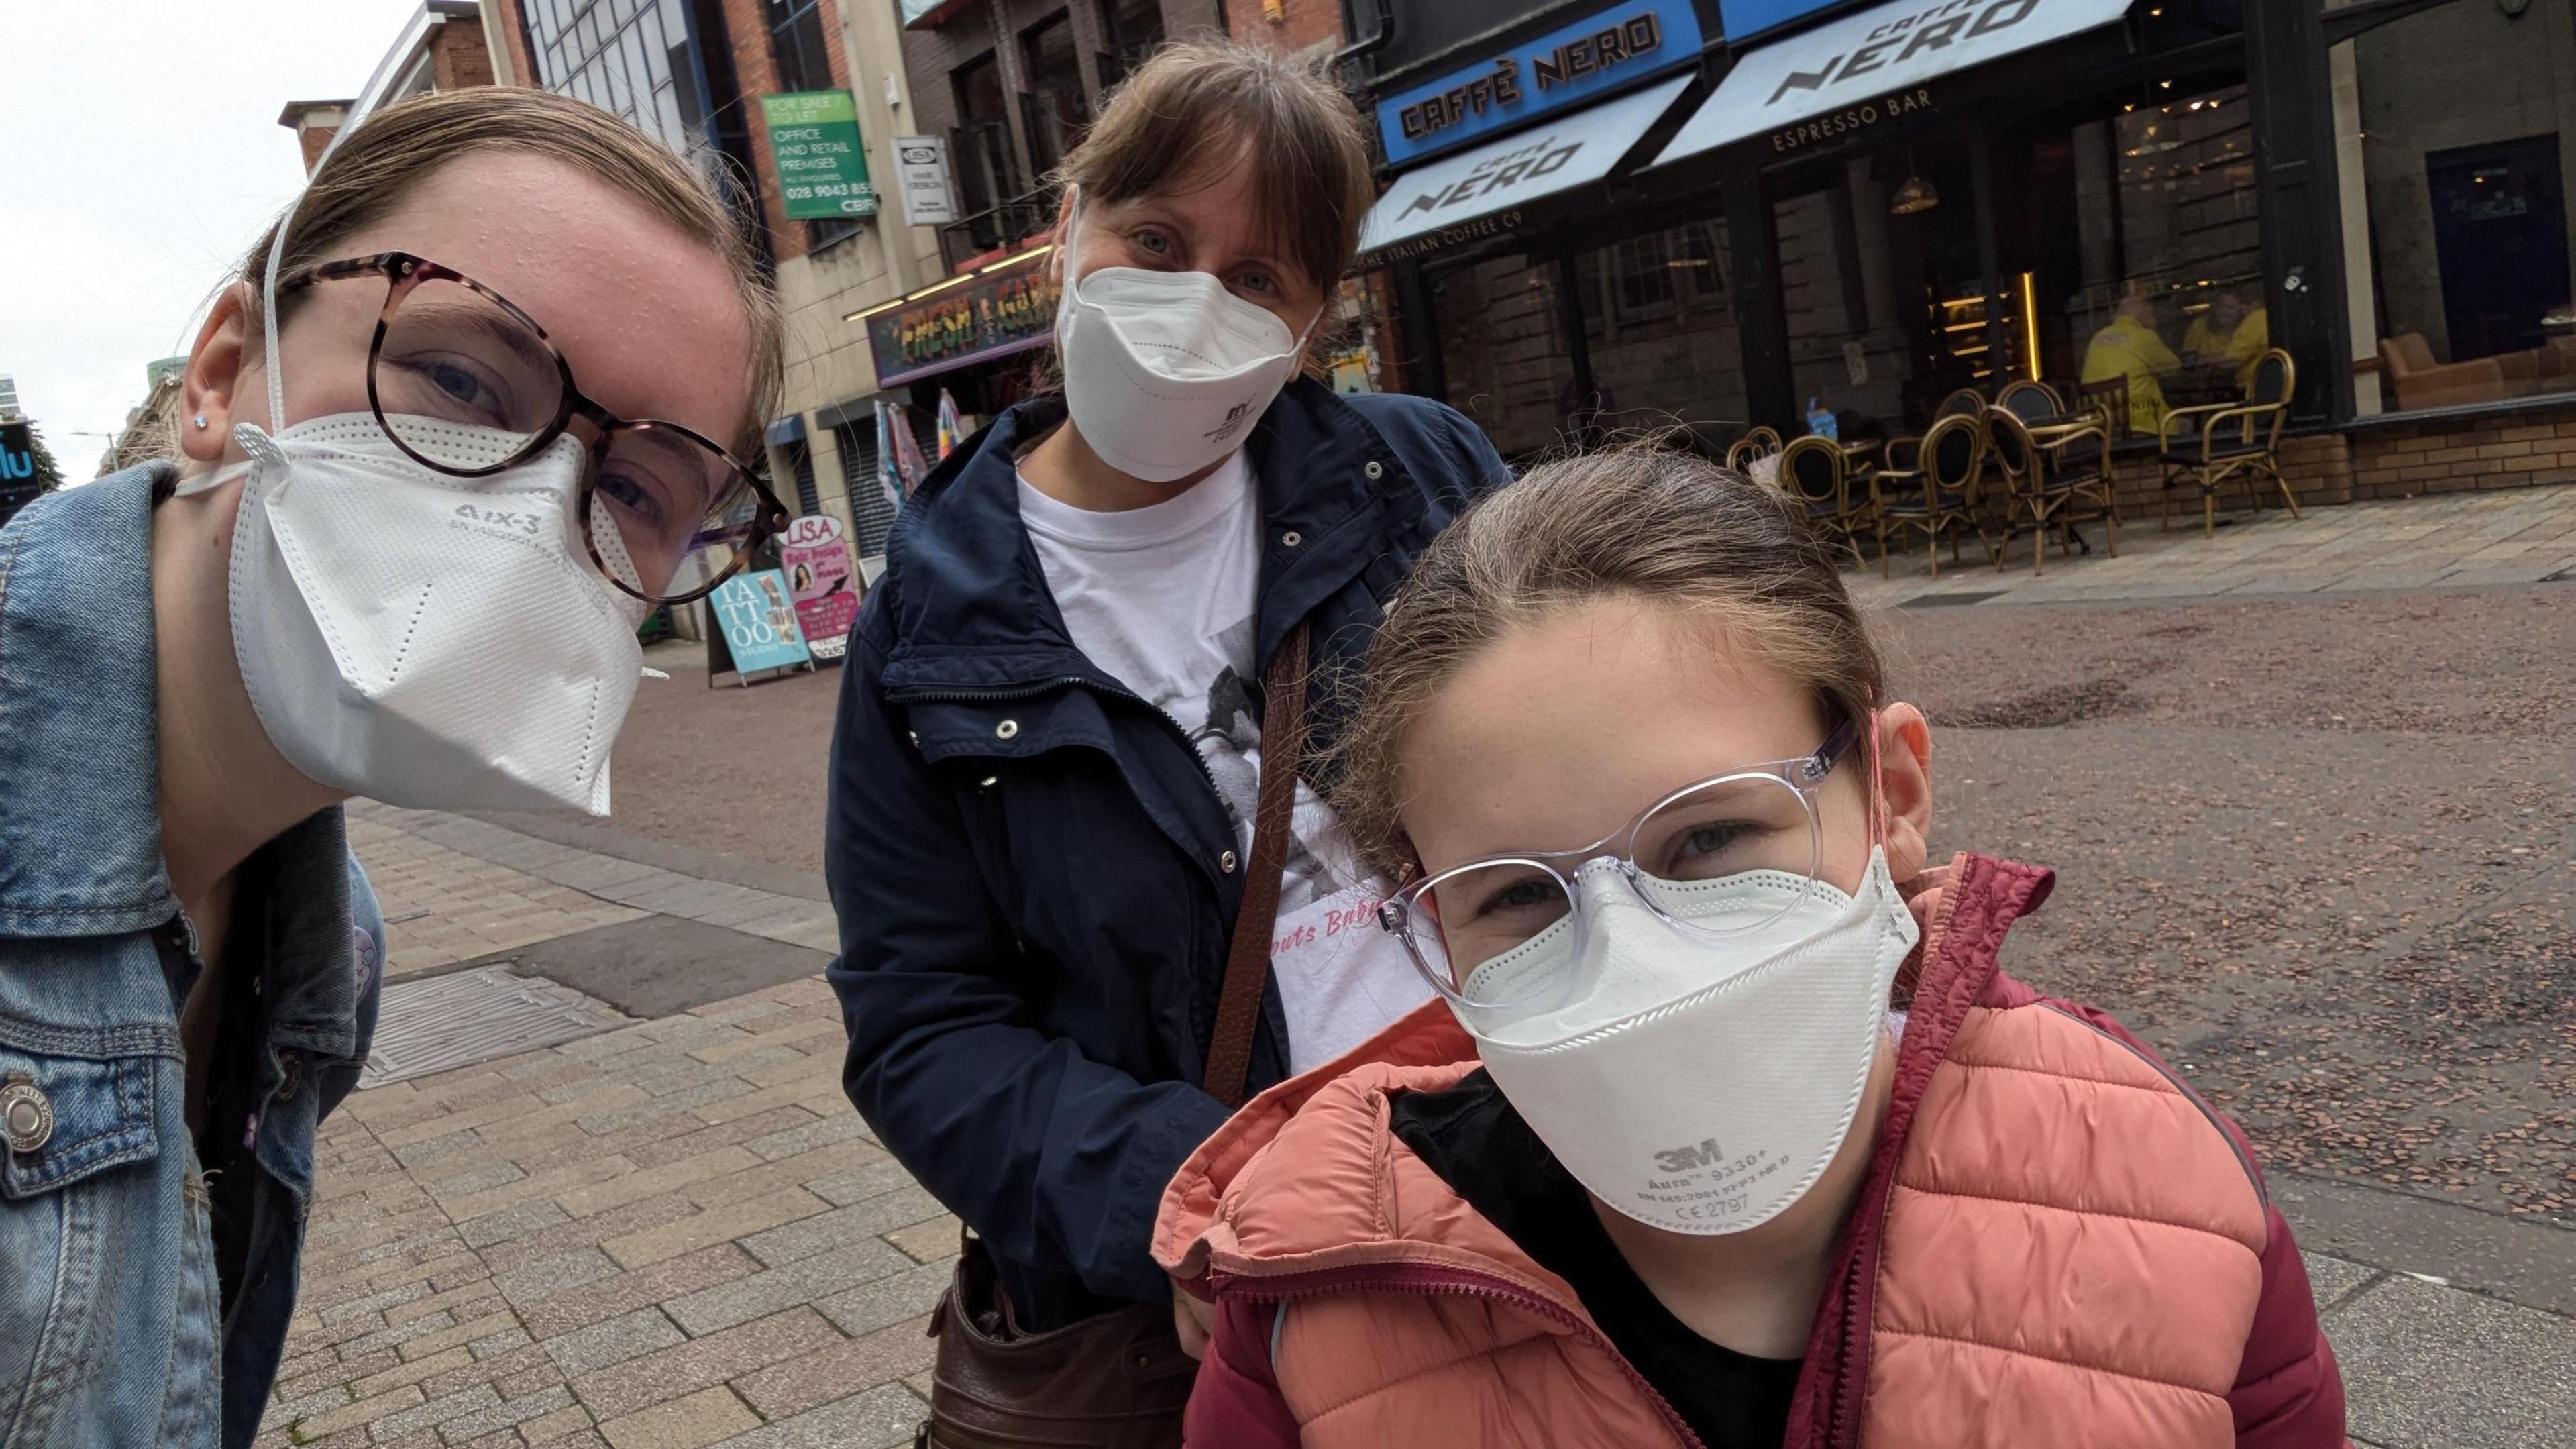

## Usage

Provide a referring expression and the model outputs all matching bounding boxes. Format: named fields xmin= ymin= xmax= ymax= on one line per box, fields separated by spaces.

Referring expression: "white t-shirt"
xmin=1017 ymin=451 xmax=1430 ymax=1074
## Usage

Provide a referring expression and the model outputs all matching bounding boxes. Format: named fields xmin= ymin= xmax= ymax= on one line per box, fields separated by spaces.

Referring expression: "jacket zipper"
xmin=1217 ymin=1264 xmax=1709 ymax=1449
xmin=889 ymin=675 xmax=1246 ymax=883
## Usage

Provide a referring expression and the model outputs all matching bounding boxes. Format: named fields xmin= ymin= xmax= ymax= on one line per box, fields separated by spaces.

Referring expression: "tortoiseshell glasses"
xmin=277 ymin=251 xmax=787 ymax=604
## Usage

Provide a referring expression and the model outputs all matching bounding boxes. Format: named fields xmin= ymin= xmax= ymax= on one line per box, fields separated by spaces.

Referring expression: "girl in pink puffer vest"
xmin=1153 ymin=449 xmax=2347 ymax=1449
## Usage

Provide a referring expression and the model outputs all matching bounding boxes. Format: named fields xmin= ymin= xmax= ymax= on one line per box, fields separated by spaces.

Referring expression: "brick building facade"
xmin=895 ymin=0 xmax=1222 ymax=270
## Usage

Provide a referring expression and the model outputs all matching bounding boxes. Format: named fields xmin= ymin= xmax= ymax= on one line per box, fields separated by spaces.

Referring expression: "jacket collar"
xmin=875 ymin=378 xmax=1414 ymax=698
xmin=0 ymin=465 xmax=182 ymax=937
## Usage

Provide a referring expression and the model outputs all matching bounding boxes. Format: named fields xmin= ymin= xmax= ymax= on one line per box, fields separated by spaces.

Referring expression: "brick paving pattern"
xmin=256 ymin=971 xmax=953 ymax=1449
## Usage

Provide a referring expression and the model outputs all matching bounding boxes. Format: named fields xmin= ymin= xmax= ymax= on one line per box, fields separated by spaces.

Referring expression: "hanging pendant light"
xmin=1891 ymin=154 xmax=1940 ymax=215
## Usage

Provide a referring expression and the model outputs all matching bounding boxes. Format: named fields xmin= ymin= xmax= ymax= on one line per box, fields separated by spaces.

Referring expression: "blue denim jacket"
xmin=0 ymin=464 xmax=383 ymax=1448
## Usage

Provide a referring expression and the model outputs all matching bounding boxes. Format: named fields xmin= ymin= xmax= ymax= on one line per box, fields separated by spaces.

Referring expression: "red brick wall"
xmin=430 ymin=20 xmax=498 ymax=90
xmin=1223 ymin=0 xmax=1344 ymax=52
xmin=711 ymin=0 xmax=853 ymax=264
xmin=295 ymin=122 xmax=339 ymax=176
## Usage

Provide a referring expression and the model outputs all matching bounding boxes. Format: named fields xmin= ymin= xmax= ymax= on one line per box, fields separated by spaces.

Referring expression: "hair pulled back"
xmin=1329 ymin=448 xmax=1886 ymax=878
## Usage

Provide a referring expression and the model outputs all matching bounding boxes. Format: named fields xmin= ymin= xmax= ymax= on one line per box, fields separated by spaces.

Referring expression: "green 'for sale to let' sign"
xmin=762 ymin=90 xmax=877 ymax=221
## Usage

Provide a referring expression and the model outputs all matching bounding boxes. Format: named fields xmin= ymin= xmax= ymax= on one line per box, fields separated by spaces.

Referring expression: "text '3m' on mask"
xmin=1051 ymin=191 xmax=1322 ymax=483
xmin=173 ymin=296 xmax=647 ymax=819
xmin=1454 ymin=848 xmax=1921 ymax=1238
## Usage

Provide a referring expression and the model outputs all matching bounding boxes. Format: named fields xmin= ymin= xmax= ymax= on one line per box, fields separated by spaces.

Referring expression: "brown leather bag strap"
xmin=1200 ymin=621 xmax=1312 ymax=1109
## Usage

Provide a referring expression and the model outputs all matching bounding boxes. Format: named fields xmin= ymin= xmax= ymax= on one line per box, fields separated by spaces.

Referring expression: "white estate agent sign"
xmin=894 ymin=135 xmax=959 ymax=227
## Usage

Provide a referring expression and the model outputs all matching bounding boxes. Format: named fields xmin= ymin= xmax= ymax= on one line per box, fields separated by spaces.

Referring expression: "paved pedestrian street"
xmin=264 ymin=484 xmax=2576 ymax=1448
xmin=256 ymin=816 xmax=954 ymax=1449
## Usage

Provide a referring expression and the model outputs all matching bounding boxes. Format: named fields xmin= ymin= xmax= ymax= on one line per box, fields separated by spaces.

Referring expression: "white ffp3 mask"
xmin=1456 ymin=848 xmax=1919 ymax=1236
xmin=180 ymin=413 xmax=647 ymax=814
xmin=1053 ymin=195 xmax=1321 ymax=482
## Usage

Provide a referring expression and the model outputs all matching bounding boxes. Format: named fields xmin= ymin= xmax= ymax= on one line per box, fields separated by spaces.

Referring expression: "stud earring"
xmin=193 ymin=414 xmax=209 ymax=429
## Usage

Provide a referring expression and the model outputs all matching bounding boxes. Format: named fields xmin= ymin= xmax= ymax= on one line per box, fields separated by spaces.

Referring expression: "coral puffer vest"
xmin=1157 ymin=855 xmax=2309 ymax=1449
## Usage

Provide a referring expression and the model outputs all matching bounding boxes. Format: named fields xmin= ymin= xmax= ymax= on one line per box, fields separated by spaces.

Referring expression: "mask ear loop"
xmin=1863 ymin=698 xmax=1888 ymax=856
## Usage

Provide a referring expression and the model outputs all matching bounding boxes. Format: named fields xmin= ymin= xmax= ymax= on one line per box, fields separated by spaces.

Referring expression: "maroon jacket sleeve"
xmin=2021 ymin=989 xmax=2350 ymax=1447
xmin=1183 ymin=1296 xmax=1303 ymax=1449
xmin=2229 ymin=1203 xmax=2350 ymax=1447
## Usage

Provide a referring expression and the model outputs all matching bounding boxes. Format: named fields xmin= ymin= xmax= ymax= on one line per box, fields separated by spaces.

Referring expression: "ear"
xmin=1046 ymin=187 xmax=1077 ymax=285
xmin=180 ymin=284 xmax=258 ymax=465
xmin=1872 ymin=703 xmax=1934 ymax=882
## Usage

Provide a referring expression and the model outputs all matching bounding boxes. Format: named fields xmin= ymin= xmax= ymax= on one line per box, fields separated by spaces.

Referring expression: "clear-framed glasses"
xmin=275 ymin=251 xmax=788 ymax=604
xmin=1377 ymin=718 xmax=1859 ymax=1007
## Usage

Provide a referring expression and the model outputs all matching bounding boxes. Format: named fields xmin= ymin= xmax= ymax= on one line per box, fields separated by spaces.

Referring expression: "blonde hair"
xmin=237 ymin=87 xmax=783 ymax=455
xmin=1328 ymin=447 xmax=1886 ymax=879
xmin=1057 ymin=39 xmax=1377 ymax=292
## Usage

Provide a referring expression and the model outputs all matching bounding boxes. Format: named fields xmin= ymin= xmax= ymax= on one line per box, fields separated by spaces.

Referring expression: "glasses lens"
xmin=374 ymin=278 xmax=565 ymax=468
xmin=1626 ymin=773 xmax=1821 ymax=929
xmin=1407 ymin=861 xmax=1575 ymax=997
xmin=591 ymin=426 xmax=759 ymax=602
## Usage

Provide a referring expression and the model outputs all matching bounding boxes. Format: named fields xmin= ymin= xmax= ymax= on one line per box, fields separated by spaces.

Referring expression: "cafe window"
xmin=1575 ymin=219 xmax=1749 ymax=444
xmin=2337 ymin=0 xmax=2576 ymax=415
xmin=1432 ymin=252 xmax=1577 ymax=460
xmin=1773 ymin=157 xmax=1916 ymax=437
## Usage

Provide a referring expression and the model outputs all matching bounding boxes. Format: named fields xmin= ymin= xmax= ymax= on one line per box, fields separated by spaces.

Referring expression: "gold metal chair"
xmin=1996 ymin=379 xmax=2065 ymax=426
xmin=1988 ymin=405 xmax=2117 ymax=576
xmin=1869 ymin=412 xmax=1992 ymax=579
xmin=1882 ymin=388 xmax=1988 ymax=474
xmin=1778 ymin=435 xmax=1872 ymax=568
xmin=2158 ymin=348 xmax=2298 ymax=537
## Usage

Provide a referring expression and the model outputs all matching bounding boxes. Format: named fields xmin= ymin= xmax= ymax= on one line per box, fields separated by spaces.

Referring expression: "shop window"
xmin=1431 ymin=253 xmax=1576 ymax=460
xmin=2337 ymin=0 xmax=2576 ymax=415
xmin=1020 ymin=13 xmax=1089 ymax=183
xmin=952 ymin=53 xmax=1021 ymax=217
xmin=1095 ymin=0 xmax=1163 ymax=89
xmin=1574 ymin=221 xmax=1747 ymax=444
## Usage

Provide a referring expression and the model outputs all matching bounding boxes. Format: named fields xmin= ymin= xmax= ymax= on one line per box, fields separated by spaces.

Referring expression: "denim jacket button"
xmin=995 ymin=720 xmax=1020 ymax=740
xmin=1219 ymin=851 xmax=1239 ymax=874
xmin=1 ymin=1075 xmax=54 ymax=1154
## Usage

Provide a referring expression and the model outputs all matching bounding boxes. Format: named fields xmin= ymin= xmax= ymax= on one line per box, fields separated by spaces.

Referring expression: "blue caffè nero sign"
xmin=1375 ymin=0 xmax=1703 ymax=167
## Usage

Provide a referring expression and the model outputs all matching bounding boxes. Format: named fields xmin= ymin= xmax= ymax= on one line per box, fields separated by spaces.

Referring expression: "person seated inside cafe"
xmin=2084 ymin=287 xmax=2183 ymax=435
xmin=2184 ymin=288 xmax=2269 ymax=395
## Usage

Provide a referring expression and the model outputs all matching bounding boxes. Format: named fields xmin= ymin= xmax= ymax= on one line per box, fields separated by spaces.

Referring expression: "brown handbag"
xmin=915 ymin=622 xmax=1313 ymax=1449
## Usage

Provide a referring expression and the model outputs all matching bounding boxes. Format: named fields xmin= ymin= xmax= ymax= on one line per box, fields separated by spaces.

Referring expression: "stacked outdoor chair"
xmin=1988 ymin=405 xmax=2118 ymax=575
xmin=1869 ymin=411 xmax=1992 ymax=579
xmin=1778 ymin=435 xmax=1872 ymax=568
xmin=2158 ymin=347 xmax=2298 ymax=537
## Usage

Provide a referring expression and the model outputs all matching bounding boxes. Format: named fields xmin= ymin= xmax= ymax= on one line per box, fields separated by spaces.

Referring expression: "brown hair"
xmin=1056 ymin=39 xmax=1377 ymax=293
xmin=237 ymin=87 xmax=783 ymax=455
xmin=1328 ymin=447 xmax=1886 ymax=878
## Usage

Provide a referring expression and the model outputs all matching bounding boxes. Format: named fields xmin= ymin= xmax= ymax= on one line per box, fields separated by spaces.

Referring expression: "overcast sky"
xmin=2 ymin=0 xmax=425 ymax=480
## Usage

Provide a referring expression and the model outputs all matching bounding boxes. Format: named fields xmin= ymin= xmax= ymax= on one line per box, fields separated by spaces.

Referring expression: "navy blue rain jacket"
xmin=824 ymin=380 xmax=1506 ymax=1329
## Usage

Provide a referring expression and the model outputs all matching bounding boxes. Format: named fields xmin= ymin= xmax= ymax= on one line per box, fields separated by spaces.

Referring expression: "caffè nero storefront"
xmin=1361 ymin=0 xmax=2576 ymax=509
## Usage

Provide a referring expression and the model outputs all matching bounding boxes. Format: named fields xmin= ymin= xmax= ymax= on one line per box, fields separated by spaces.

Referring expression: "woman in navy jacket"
xmin=822 ymin=42 xmax=1507 ymax=1338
